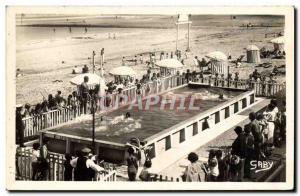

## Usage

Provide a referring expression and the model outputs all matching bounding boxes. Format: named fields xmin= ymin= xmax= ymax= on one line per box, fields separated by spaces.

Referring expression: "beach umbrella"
xmin=270 ymin=36 xmax=285 ymax=51
xmin=270 ymin=36 xmax=284 ymax=44
xmin=246 ymin=45 xmax=260 ymax=51
xmin=155 ymin=59 xmax=184 ymax=69
xmin=205 ymin=51 xmax=228 ymax=61
xmin=246 ymin=45 xmax=260 ymax=63
xmin=109 ymin=66 xmax=137 ymax=76
xmin=70 ymin=73 xmax=105 ymax=86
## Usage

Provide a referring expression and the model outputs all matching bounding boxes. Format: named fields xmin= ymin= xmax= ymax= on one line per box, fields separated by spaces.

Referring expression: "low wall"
xmin=144 ymin=87 xmax=255 ymax=160
xmin=39 ymin=85 xmax=255 ymax=163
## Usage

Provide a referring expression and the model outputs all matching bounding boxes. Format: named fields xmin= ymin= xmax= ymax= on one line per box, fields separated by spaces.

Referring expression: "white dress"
xmin=263 ymin=107 xmax=278 ymax=144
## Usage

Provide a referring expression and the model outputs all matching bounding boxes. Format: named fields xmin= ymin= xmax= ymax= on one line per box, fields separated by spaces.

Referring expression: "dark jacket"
xmin=231 ymin=133 xmax=246 ymax=158
xmin=75 ymin=157 xmax=95 ymax=181
xmin=127 ymin=156 xmax=138 ymax=174
xmin=64 ymin=160 xmax=73 ymax=181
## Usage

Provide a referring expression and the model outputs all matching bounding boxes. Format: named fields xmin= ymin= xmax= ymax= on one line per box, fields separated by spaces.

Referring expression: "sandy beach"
xmin=16 ymin=15 xmax=285 ymax=105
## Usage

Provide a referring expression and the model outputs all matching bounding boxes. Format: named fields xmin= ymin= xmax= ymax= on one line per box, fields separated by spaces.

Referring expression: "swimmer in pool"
xmin=219 ymin=93 xmax=224 ymax=100
xmin=125 ymin=112 xmax=131 ymax=119
xmin=124 ymin=112 xmax=134 ymax=122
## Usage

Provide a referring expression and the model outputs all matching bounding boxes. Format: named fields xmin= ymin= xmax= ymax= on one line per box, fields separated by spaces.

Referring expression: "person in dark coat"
xmin=231 ymin=126 xmax=246 ymax=181
xmin=64 ymin=153 xmax=73 ymax=181
xmin=127 ymin=147 xmax=139 ymax=181
xmin=71 ymin=148 xmax=104 ymax=181
xmin=48 ymin=94 xmax=57 ymax=110
xmin=231 ymin=126 xmax=246 ymax=158
xmin=216 ymin=150 xmax=226 ymax=181
xmin=243 ymin=124 xmax=255 ymax=179
xmin=16 ymin=105 xmax=24 ymax=147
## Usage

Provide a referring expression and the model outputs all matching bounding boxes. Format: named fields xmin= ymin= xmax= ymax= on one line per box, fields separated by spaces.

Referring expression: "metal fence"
xmin=15 ymin=147 xmax=117 ymax=181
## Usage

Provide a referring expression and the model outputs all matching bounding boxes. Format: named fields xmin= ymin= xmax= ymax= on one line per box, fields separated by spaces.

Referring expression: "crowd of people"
xmin=19 ymin=83 xmax=285 ymax=182
xmin=181 ymin=99 xmax=286 ymax=182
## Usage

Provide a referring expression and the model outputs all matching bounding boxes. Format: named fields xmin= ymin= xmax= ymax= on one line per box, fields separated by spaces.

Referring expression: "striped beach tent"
xmin=246 ymin=45 xmax=260 ymax=63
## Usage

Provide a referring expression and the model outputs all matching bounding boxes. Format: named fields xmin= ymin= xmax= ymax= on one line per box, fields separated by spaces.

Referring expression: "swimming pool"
xmin=41 ymin=84 xmax=255 ymax=163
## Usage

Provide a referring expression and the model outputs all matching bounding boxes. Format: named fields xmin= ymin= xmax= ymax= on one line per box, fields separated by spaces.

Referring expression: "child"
xmin=64 ymin=153 xmax=73 ymax=181
xmin=208 ymin=149 xmax=219 ymax=181
xmin=216 ymin=150 xmax=225 ymax=181
xmin=31 ymin=143 xmax=40 ymax=180
xmin=139 ymin=159 xmax=152 ymax=181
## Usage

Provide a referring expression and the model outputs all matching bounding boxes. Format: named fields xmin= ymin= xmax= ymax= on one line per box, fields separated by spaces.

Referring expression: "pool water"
xmin=49 ymin=87 xmax=242 ymax=144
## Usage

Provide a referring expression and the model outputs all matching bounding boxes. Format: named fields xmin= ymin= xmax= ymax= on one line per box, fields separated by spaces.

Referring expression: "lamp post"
xmin=175 ymin=15 xmax=192 ymax=52
xmin=91 ymin=91 xmax=96 ymax=154
xmin=92 ymin=51 xmax=96 ymax=73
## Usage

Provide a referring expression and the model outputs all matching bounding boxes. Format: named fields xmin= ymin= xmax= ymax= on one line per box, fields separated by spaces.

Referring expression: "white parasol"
xmin=246 ymin=45 xmax=260 ymax=51
xmin=205 ymin=51 xmax=227 ymax=61
xmin=155 ymin=59 xmax=184 ymax=69
xmin=270 ymin=36 xmax=284 ymax=44
xmin=109 ymin=66 xmax=137 ymax=76
xmin=70 ymin=73 xmax=105 ymax=86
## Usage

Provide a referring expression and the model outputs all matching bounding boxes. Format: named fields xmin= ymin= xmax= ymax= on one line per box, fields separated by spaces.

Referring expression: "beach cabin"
xmin=246 ymin=45 xmax=260 ymax=63
xmin=205 ymin=51 xmax=228 ymax=77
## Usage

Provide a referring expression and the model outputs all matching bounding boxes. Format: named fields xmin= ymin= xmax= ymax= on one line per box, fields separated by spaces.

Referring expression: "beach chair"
xmin=231 ymin=55 xmax=245 ymax=63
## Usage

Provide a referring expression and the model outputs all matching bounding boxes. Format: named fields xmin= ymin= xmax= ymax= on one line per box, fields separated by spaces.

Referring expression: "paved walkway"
xmin=154 ymin=98 xmax=272 ymax=178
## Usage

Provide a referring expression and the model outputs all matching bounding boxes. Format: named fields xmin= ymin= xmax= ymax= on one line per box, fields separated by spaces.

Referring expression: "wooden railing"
xmin=21 ymin=75 xmax=187 ymax=139
xmin=15 ymin=147 xmax=117 ymax=181
xmin=21 ymin=75 xmax=284 ymax=139
xmin=193 ymin=76 xmax=285 ymax=97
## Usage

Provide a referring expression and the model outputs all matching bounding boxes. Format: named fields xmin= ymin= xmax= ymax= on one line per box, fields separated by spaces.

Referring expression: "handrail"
xmin=15 ymin=147 xmax=117 ymax=181
xmin=21 ymin=75 xmax=285 ymax=139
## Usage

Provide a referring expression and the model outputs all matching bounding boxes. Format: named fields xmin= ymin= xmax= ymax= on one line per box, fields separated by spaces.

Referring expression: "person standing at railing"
xmin=268 ymin=74 xmax=277 ymax=96
xmin=160 ymin=52 xmax=164 ymax=60
xmin=55 ymin=91 xmax=63 ymax=103
xmin=100 ymin=48 xmax=105 ymax=67
xmin=48 ymin=94 xmax=57 ymax=110
xmin=234 ymin=72 xmax=239 ymax=88
xmin=71 ymin=147 xmax=105 ymax=181
xmin=16 ymin=105 xmax=25 ymax=147
xmin=80 ymin=76 xmax=90 ymax=114
xmin=24 ymin=103 xmax=33 ymax=117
